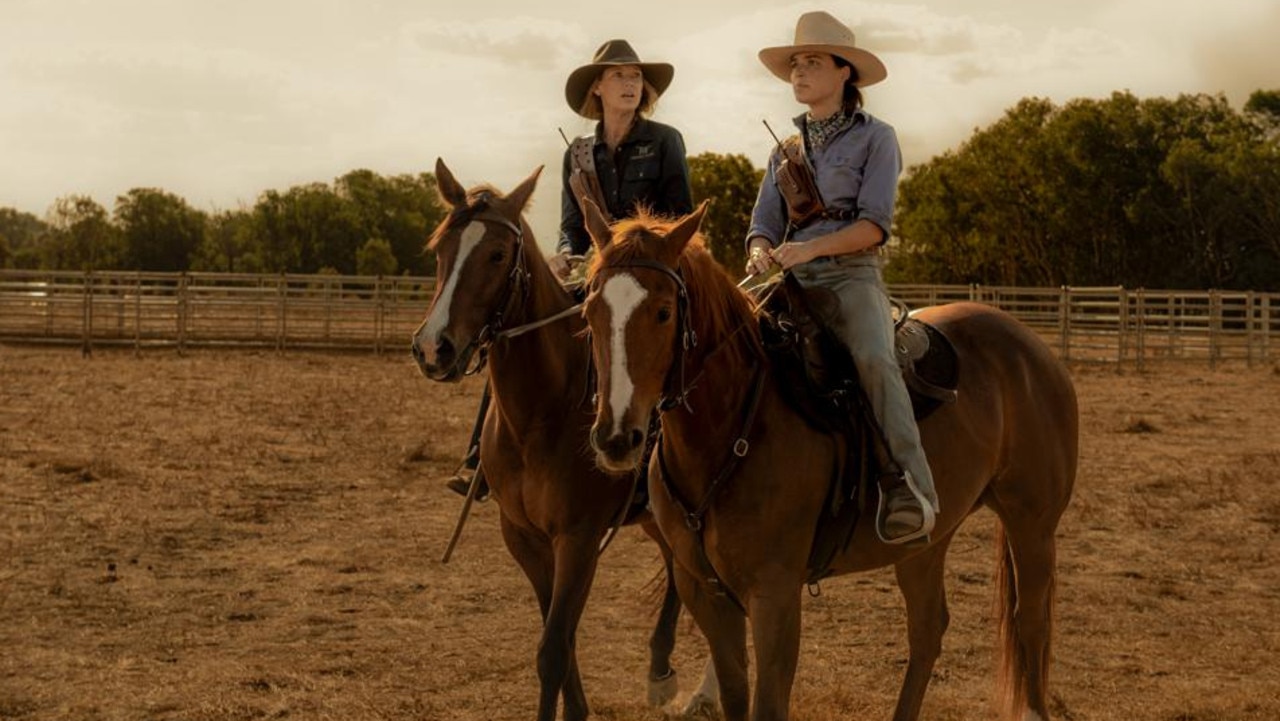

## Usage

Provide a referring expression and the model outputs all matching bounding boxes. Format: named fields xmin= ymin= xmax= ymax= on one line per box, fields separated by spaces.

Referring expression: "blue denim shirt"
xmin=746 ymin=109 xmax=902 ymax=251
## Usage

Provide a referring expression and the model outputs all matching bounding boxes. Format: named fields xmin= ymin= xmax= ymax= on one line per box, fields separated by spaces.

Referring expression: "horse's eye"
xmin=657 ymin=307 xmax=672 ymax=323
xmin=488 ymin=249 xmax=505 ymax=265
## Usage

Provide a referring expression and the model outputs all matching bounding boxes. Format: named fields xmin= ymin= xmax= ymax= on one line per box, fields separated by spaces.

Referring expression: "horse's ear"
xmin=659 ymin=200 xmax=709 ymax=261
xmin=583 ymin=199 xmax=613 ymax=251
xmin=435 ymin=158 xmax=467 ymax=207
xmin=506 ymin=165 xmax=543 ymax=212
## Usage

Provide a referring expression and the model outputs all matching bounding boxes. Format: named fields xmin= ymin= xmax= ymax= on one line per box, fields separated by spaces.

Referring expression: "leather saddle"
xmin=755 ymin=274 xmax=958 ymax=426
xmin=753 ymin=274 xmax=960 ymax=581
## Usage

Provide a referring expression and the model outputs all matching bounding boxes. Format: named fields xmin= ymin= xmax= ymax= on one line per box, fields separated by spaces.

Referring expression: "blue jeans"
xmin=789 ymin=255 xmax=938 ymax=508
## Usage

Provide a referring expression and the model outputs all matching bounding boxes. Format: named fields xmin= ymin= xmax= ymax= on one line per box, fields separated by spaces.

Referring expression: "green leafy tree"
xmin=1245 ymin=89 xmax=1280 ymax=131
xmin=893 ymin=91 xmax=1280 ymax=290
xmin=687 ymin=152 xmax=763 ymax=275
xmin=245 ymin=184 xmax=363 ymax=274
xmin=193 ymin=209 xmax=256 ymax=273
xmin=114 ymin=188 xmax=206 ymax=271
xmin=336 ymin=169 xmax=444 ymax=276
xmin=43 ymin=195 xmax=121 ymax=271
xmin=246 ymin=189 xmax=300 ymax=272
xmin=0 ymin=208 xmax=49 ymax=269
xmin=356 ymin=237 xmax=398 ymax=276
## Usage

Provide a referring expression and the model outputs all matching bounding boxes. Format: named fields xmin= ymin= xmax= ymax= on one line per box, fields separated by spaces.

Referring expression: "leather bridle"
xmin=590 ymin=259 xmax=698 ymax=412
xmin=439 ymin=193 xmax=531 ymax=376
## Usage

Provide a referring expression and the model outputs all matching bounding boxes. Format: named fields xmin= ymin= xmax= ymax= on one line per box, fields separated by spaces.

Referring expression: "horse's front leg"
xmin=499 ymin=518 xmax=565 ymax=721
xmin=674 ymin=563 xmax=749 ymax=721
xmin=641 ymin=519 xmax=682 ymax=707
xmin=747 ymin=585 xmax=803 ymax=721
xmin=536 ymin=533 xmax=601 ymax=721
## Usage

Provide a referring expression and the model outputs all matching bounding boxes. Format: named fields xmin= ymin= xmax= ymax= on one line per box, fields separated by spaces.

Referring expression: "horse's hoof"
xmin=681 ymin=692 xmax=721 ymax=719
xmin=647 ymin=669 xmax=678 ymax=707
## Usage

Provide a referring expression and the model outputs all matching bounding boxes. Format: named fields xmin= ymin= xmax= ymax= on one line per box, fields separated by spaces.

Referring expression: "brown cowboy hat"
xmin=758 ymin=11 xmax=887 ymax=87
xmin=564 ymin=39 xmax=674 ymax=116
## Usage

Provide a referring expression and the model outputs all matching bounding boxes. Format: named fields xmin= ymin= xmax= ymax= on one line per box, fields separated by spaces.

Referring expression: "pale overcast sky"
xmin=1 ymin=0 xmax=1276 ymax=250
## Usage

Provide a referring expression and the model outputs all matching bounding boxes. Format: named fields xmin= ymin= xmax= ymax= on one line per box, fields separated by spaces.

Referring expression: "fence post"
xmin=1059 ymin=286 xmax=1071 ymax=362
xmin=1209 ymin=290 xmax=1220 ymax=370
xmin=1263 ymin=294 xmax=1272 ymax=362
xmin=324 ymin=277 xmax=333 ymax=342
xmin=1246 ymin=291 xmax=1255 ymax=368
xmin=177 ymin=272 xmax=188 ymax=355
xmin=276 ymin=273 xmax=287 ymax=352
xmin=374 ymin=276 xmax=384 ymax=355
xmin=134 ymin=272 xmax=142 ymax=356
xmin=1140 ymin=289 xmax=1150 ymax=370
xmin=81 ymin=269 xmax=93 ymax=356
xmin=1118 ymin=286 xmax=1129 ymax=365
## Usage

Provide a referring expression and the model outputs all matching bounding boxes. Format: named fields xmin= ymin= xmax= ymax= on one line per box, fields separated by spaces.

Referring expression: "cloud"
xmin=1190 ymin=1 xmax=1280 ymax=102
xmin=411 ymin=18 xmax=580 ymax=71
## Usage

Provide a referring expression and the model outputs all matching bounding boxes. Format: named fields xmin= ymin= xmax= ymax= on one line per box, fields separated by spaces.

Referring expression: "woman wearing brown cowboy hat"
xmin=743 ymin=11 xmax=939 ymax=545
xmin=548 ymin=39 xmax=694 ymax=279
xmin=447 ymin=39 xmax=693 ymax=500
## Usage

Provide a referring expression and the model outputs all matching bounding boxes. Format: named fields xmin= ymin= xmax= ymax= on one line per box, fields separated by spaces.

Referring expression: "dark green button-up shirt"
xmin=558 ymin=118 xmax=694 ymax=255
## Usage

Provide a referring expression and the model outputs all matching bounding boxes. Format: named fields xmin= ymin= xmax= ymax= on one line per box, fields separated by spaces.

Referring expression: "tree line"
xmin=2 ymin=89 xmax=1277 ymax=290
xmin=0 ymin=170 xmax=445 ymax=277
xmin=890 ymin=89 xmax=1280 ymax=290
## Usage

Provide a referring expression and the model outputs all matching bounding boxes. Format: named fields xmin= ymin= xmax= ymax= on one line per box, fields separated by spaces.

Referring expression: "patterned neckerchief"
xmin=804 ymin=108 xmax=850 ymax=151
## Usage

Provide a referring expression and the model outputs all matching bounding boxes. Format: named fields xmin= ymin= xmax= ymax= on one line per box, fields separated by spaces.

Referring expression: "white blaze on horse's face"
xmin=417 ymin=221 xmax=486 ymax=353
xmin=601 ymin=273 xmax=648 ymax=433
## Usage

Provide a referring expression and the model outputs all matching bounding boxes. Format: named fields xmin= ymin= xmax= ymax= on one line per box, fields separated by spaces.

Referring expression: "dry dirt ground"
xmin=1 ymin=345 xmax=1277 ymax=721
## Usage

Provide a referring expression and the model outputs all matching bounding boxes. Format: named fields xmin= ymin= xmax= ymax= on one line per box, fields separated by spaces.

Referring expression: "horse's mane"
xmin=590 ymin=210 xmax=762 ymax=361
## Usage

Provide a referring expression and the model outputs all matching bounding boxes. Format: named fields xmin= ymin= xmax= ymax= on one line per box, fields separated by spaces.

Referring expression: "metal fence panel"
xmin=0 ymin=270 xmax=1274 ymax=365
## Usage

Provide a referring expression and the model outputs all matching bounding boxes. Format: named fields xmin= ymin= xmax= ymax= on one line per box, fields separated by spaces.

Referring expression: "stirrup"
xmin=446 ymin=466 xmax=489 ymax=502
xmin=875 ymin=471 xmax=936 ymax=545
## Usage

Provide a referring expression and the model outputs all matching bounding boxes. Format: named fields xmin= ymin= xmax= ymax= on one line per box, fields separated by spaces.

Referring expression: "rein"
xmin=495 ymin=303 xmax=583 ymax=341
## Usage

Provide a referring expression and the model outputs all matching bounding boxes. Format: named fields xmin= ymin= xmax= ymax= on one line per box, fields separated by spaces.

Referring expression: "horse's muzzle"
xmin=590 ymin=422 xmax=646 ymax=472
xmin=411 ymin=336 xmax=468 ymax=382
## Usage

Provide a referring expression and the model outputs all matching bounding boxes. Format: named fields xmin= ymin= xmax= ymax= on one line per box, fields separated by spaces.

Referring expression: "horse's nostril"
xmin=628 ymin=428 xmax=644 ymax=451
xmin=590 ymin=424 xmax=608 ymax=451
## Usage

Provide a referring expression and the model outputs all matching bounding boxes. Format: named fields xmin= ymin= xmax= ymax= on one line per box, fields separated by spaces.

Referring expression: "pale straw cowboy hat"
xmin=564 ymin=39 xmax=675 ymax=116
xmin=758 ymin=11 xmax=887 ymax=87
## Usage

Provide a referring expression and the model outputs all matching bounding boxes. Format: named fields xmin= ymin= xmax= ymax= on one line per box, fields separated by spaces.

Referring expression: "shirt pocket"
xmin=824 ymin=152 xmax=865 ymax=204
xmin=623 ymin=156 xmax=661 ymax=184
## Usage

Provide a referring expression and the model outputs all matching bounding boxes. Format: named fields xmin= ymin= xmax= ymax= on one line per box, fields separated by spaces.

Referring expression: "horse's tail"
xmin=993 ymin=523 xmax=1054 ymax=721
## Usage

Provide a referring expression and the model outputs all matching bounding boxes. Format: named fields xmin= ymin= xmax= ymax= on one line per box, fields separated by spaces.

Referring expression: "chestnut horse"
xmin=410 ymin=161 xmax=685 ymax=721
xmin=580 ymin=202 xmax=1078 ymax=721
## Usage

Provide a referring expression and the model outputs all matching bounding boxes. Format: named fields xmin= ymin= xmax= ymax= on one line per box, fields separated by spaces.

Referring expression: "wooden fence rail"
xmin=0 ymin=270 xmax=1275 ymax=366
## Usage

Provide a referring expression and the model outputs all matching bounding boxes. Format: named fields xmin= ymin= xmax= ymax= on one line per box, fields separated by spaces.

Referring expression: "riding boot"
xmin=446 ymin=383 xmax=491 ymax=501
xmin=875 ymin=470 xmax=936 ymax=545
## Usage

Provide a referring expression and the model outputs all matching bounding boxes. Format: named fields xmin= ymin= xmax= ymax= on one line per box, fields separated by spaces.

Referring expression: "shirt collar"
xmin=791 ymin=107 xmax=866 ymax=133
xmin=593 ymin=117 xmax=655 ymax=147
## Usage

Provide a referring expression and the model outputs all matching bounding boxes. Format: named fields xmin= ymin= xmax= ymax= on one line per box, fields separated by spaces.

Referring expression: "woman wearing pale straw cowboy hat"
xmin=547 ymin=39 xmax=694 ymax=279
xmin=743 ymin=11 xmax=939 ymax=544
